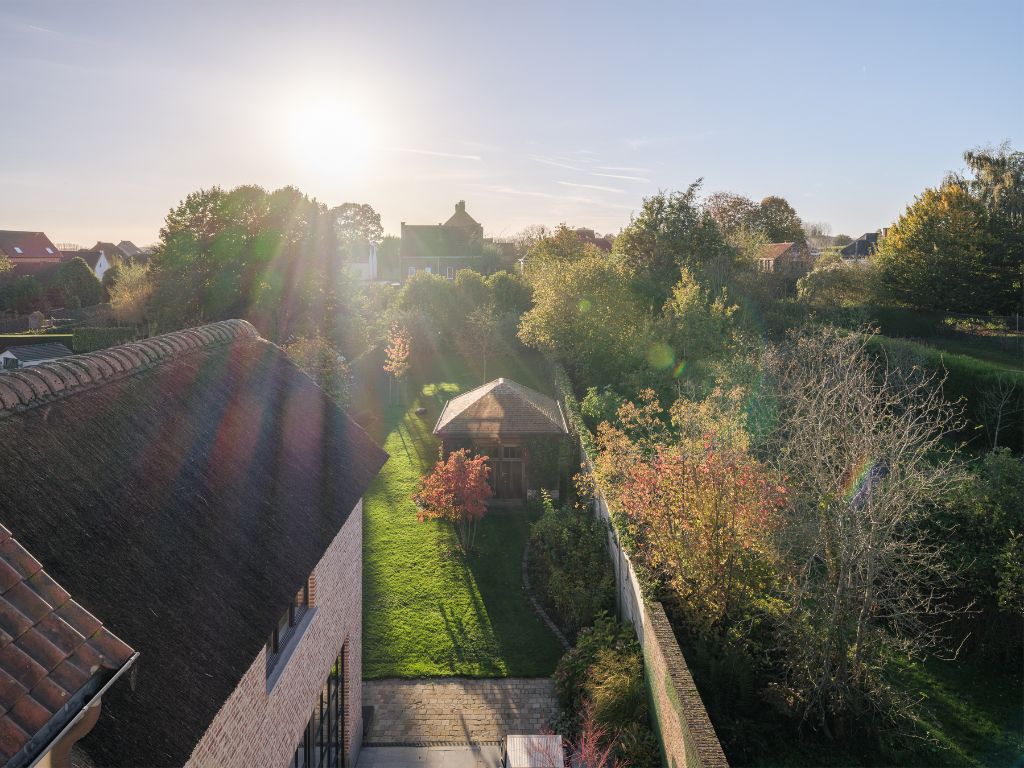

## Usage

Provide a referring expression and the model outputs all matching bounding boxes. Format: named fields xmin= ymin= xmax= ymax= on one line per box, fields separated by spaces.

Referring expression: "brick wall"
xmin=588 ymin=451 xmax=729 ymax=768
xmin=187 ymin=501 xmax=364 ymax=768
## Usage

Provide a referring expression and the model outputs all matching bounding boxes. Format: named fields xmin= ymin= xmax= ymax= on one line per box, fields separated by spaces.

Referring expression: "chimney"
xmin=455 ymin=200 xmax=466 ymax=213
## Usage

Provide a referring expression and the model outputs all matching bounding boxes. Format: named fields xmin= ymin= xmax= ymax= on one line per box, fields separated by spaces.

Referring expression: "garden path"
xmin=362 ymin=678 xmax=558 ymax=745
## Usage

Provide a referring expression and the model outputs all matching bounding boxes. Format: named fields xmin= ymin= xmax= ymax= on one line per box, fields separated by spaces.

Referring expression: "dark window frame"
xmin=267 ymin=580 xmax=311 ymax=676
xmin=292 ymin=644 xmax=346 ymax=767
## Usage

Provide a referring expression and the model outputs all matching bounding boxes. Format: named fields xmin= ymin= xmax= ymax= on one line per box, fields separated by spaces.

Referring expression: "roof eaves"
xmin=0 ymin=320 xmax=258 ymax=418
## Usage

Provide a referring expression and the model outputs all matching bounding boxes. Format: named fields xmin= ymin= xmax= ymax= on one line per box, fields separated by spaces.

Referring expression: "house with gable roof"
xmin=434 ymin=378 xmax=568 ymax=500
xmin=0 ymin=232 xmax=63 ymax=277
xmin=400 ymin=201 xmax=514 ymax=279
xmin=0 ymin=319 xmax=387 ymax=767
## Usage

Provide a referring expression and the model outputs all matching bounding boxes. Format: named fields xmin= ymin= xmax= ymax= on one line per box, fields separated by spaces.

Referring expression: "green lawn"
xmin=361 ymin=348 xmax=563 ymax=678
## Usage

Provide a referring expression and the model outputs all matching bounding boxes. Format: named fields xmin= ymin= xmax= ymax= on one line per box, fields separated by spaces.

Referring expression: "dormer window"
xmin=266 ymin=578 xmax=313 ymax=678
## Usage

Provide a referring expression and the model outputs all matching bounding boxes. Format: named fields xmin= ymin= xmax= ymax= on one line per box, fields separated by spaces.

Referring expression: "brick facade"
xmin=187 ymin=501 xmax=364 ymax=768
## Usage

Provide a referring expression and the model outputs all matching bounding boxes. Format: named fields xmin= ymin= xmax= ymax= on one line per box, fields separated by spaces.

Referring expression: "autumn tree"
xmin=285 ymin=334 xmax=351 ymax=407
xmin=523 ymin=225 xmax=603 ymax=280
xmin=109 ymin=262 xmax=153 ymax=326
xmin=383 ymin=323 xmax=411 ymax=401
xmin=595 ymin=389 xmax=784 ymax=633
xmin=414 ymin=448 xmax=493 ymax=551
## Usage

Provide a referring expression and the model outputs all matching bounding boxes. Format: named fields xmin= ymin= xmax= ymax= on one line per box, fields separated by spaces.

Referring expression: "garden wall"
xmin=551 ymin=357 xmax=728 ymax=766
xmin=588 ymin=455 xmax=729 ymax=768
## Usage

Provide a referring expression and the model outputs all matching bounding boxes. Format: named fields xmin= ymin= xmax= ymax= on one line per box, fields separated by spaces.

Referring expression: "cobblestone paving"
xmin=363 ymin=678 xmax=558 ymax=745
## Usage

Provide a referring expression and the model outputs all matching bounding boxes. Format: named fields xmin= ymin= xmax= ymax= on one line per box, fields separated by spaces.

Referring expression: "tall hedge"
xmin=72 ymin=326 xmax=136 ymax=353
xmin=866 ymin=335 xmax=1023 ymax=452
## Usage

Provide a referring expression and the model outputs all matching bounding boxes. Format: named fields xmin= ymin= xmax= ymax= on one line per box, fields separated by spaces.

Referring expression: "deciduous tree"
xmin=284 ymin=334 xmax=351 ymax=407
xmin=414 ymin=448 xmax=493 ymax=551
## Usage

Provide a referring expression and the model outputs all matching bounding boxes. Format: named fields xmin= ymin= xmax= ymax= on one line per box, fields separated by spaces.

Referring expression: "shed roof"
xmin=0 ymin=320 xmax=388 ymax=766
xmin=759 ymin=242 xmax=798 ymax=261
xmin=434 ymin=378 xmax=567 ymax=437
xmin=0 ymin=524 xmax=135 ymax=768
xmin=1 ymin=343 xmax=73 ymax=364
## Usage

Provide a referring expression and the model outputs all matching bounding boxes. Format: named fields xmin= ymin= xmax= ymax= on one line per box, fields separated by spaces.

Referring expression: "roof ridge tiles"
xmin=0 ymin=319 xmax=258 ymax=418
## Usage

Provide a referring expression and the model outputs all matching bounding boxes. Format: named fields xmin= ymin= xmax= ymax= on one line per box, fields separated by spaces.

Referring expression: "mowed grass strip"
xmin=361 ymin=350 xmax=563 ymax=678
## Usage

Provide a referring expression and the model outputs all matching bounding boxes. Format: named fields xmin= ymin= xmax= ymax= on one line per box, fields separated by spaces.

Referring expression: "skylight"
xmin=13 ymin=247 xmax=22 ymax=254
xmin=45 ymin=247 xmax=54 ymax=254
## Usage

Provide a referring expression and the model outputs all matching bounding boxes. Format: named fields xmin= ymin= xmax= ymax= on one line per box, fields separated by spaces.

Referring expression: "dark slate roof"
xmin=0 ymin=524 xmax=135 ymax=768
xmin=434 ymin=378 xmax=568 ymax=437
xmin=115 ymin=241 xmax=141 ymax=258
xmin=0 ymin=320 xmax=388 ymax=767
xmin=61 ymin=249 xmax=103 ymax=269
xmin=90 ymin=242 xmax=127 ymax=262
xmin=2 ymin=343 xmax=73 ymax=364
xmin=841 ymin=232 xmax=879 ymax=258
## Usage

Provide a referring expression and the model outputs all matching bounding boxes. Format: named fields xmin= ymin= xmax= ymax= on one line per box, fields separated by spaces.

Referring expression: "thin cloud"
xmin=592 ymin=172 xmax=649 ymax=183
xmin=478 ymin=185 xmax=634 ymax=210
xmin=383 ymin=146 xmax=481 ymax=161
xmin=529 ymin=156 xmax=583 ymax=171
xmin=598 ymin=165 xmax=652 ymax=173
xmin=558 ymin=181 xmax=624 ymax=194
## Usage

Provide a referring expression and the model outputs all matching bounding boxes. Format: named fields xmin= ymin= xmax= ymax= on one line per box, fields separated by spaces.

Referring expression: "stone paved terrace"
xmin=363 ymin=678 xmax=558 ymax=745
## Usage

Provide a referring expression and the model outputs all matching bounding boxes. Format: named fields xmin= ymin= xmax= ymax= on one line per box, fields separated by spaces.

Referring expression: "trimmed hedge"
xmin=866 ymin=335 xmax=1024 ymax=452
xmin=72 ymin=326 xmax=136 ymax=353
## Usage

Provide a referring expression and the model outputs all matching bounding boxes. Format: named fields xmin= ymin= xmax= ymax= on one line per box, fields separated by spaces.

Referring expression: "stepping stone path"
xmin=363 ymin=678 xmax=559 ymax=746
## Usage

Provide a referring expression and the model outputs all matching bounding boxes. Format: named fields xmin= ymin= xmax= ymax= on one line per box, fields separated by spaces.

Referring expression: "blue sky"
xmin=0 ymin=0 xmax=1020 ymax=246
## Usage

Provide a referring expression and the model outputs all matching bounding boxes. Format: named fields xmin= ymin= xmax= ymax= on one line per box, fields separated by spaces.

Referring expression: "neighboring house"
xmin=574 ymin=228 xmax=613 ymax=252
xmin=345 ymin=241 xmax=378 ymax=282
xmin=0 ymin=525 xmax=137 ymax=768
xmin=841 ymin=228 xmax=889 ymax=260
xmin=434 ymin=378 xmax=568 ymax=500
xmin=757 ymin=241 xmax=814 ymax=274
xmin=0 ymin=342 xmax=73 ymax=369
xmin=62 ymin=249 xmax=112 ymax=281
xmin=400 ymin=201 xmax=486 ymax=279
xmin=0 ymin=319 xmax=388 ymax=767
xmin=115 ymin=241 xmax=141 ymax=259
xmin=91 ymin=242 xmax=130 ymax=263
xmin=0 ymin=231 xmax=63 ymax=276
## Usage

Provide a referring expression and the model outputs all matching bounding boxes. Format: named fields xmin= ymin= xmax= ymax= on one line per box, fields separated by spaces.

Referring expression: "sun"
xmin=288 ymin=100 xmax=374 ymax=175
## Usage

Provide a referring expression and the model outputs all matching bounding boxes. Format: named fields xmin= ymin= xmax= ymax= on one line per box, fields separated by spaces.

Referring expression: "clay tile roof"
xmin=434 ymin=378 xmax=568 ymax=437
xmin=759 ymin=242 xmax=797 ymax=262
xmin=0 ymin=531 xmax=134 ymax=768
xmin=0 ymin=319 xmax=388 ymax=767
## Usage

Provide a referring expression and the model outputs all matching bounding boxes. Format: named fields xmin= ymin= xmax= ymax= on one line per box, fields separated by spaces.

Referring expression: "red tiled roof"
xmin=0 ymin=232 xmax=63 ymax=276
xmin=0 ymin=523 xmax=134 ymax=766
xmin=434 ymin=378 xmax=568 ymax=437
xmin=759 ymin=242 xmax=797 ymax=262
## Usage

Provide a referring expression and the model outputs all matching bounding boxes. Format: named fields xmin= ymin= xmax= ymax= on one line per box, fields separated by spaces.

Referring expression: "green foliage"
xmin=524 ymin=225 xmax=603 ymax=279
xmin=485 ymin=270 xmax=532 ymax=316
xmin=797 ymin=256 xmax=878 ymax=307
xmin=580 ymin=386 xmax=623 ymax=432
xmin=72 ymin=326 xmax=136 ymax=353
xmin=528 ymin=496 xmax=614 ymax=639
xmin=54 ymin=257 xmax=103 ymax=309
xmin=866 ymin=334 xmax=1024 ymax=451
xmin=148 ymin=185 xmax=362 ymax=342
xmin=376 ymin=235 xmax=401 ymax=281
xmin=330 ymin=201 xmax=383 ymax=246
xmin=613 ymin=183 xmax=736 ymax=303
xmin=554 ymin=614 xmax=660 ymax=767
xmin=756 ymin=195 xmax=805 ymax=243
xmin=361 ymin=350 xmax=563 ymax=678
xmin=875 ymin=144 xmax=1023 ymax=315
xmin=518 ymin=252 xmax=648 ymax=386
xmin=935 ymin=449 xmax=1024 ymax=661
xmin=661 ymin=267 xmax=741 ymax=382
xmin=284 ymin=334 xmax=351 ymax=407
xmin=109 ymin=262 xmax=152 ymax=326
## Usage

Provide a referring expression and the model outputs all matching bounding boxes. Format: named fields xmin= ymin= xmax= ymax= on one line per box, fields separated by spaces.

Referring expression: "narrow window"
xmin=446 ymin=266 xmax=454 ymax=279
xmin=267 ymin=578 xmax=313 ymax=676
xmin=407 ymin=266 xmax=415 ymax=277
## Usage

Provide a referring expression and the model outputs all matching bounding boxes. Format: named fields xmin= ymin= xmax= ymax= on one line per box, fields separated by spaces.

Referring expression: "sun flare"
xmin=288 ymin=100 xmax=374 ymax=174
